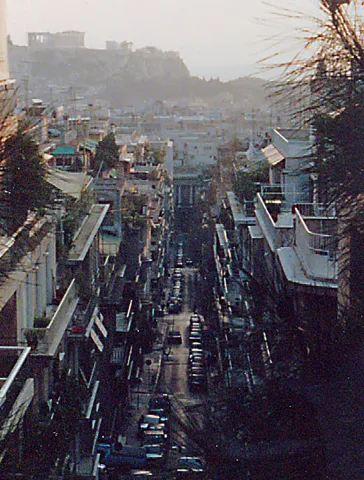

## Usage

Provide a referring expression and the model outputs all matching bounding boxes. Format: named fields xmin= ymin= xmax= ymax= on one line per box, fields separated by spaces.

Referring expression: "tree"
xmin=93 ymin=132 xmax=120 ymax=173
xmin=233 ymin=163 xmax=269 ymax=203
xmin=0 ymin=126 xmax=54 ymax=234
xmin=262 ymin=0 xmax=364 ymax=338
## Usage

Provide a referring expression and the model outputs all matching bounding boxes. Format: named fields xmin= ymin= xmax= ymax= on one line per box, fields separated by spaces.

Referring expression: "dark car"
xmin=167 ymin=330 xmax=182 ymax=345
xmin=176 ymin=456 xmax=204 ymax=478
xmin=149 ymin=394 xmax=171 ymax=412
xmin=189 ymin=332 xmax=202 ymax=343
xmin=188 ymin=374 xmax=207 ymax=391
xmin=148 ymin=407 xmax=169 ymax=424
xmin=189 ymin=354 xmax=204 ymax=364
xmin=142 ymin=444 xmax=166 ymax=465
xmin=188 ymin=361 xmax=205 ymax=371
xmin=190 ymin=347 xmax=204 ymax=357
xmin=138 ymin=414 xmax=163 ymax=432
xmin=142 ymin=429 xmax=168 ymax=445
xmin=189 ymin=367 xmax=206 ymax=378
xmin=168 ymin=301 xmax=182 ymax=314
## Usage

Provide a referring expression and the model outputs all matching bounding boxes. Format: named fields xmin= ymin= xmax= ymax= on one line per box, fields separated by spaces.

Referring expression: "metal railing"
xmin=255 ymin=193 xmax=277 ymax=250
xmin=295 ymin=209 xmax=337 ymax=281
xmin=0 ymin=347 xmax=33 ymax=434
xmin=22 ymin=279 xmax=79 ymax=355
xmin=293 ymin=203 xmax=336 ymax=218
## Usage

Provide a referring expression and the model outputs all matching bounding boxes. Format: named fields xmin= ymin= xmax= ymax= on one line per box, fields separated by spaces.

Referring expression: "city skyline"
xmin=7 ymin=0 xmax=320 ymax=79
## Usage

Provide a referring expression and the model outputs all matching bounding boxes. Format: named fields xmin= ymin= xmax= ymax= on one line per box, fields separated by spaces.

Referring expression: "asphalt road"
xmin=160 ymin=268 xmax=207 ymax=454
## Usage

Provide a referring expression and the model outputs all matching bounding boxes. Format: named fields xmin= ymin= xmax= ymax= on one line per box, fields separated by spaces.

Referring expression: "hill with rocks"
xmin=9 ymin=44 xmax=270 ymax=109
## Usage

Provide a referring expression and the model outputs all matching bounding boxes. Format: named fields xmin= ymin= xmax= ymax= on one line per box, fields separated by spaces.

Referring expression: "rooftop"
xmin=275 ymin=128 xmax=311 ymax=142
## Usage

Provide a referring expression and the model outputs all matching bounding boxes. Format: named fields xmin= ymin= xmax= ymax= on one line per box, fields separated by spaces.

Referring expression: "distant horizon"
xmin=7 ymin=0 xmax=315 ymax=82
xmin=8 ymin=38 xmax=274 ymax=83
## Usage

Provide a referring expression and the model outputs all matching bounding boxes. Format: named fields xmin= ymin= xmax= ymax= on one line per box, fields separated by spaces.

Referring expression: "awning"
xmin=95 ymin=313 xmax=108 ymax=338
xmin=52 ymin=146 xmax=76 ymax=156
xmin=90 ymin=328 xmax=104 ymax=352
xmin=262 ymin=144 xmax=285 ymax=166
xmin=47 ymin=167 xmax=92 ymax=199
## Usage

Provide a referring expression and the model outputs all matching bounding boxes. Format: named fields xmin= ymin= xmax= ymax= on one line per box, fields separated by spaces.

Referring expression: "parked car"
xmin=149 ymin=394 xmax=171 ymax=412
xmin=169 ymin=301 xmax=182 ymax=314
xmin=176 ymin=456 xmax=204 ymax=477
xmin=142 ymin=429 xmax=168 ymax=445
xmin=189 ymin=353 xmax=204 ymax=364
xmin=188 ymin=361 xmax=205 ymax=371
xmin=142 ymin=444 xmax=166 ymax=464
xmin=167 ymin=330 xmax=182 ymax=345
xmin=188 ymin=374 xmax=207 ymax=391
xmin=129 ymin=470 xmax=153 ymax=477
xmin=96 ymin=441 xmax=147 ymax=470
xmin=148 ymin=407 xmax=169 ymax=424
xmin=190 ymin=342 xmax=203 ymax=352
xmin=138 ymin=414 xmax=162 ymax=432
xmin=189 ymin=332 xmax=202 ymax=343
xmin=190 ymin=348 xmax=204 ymax=356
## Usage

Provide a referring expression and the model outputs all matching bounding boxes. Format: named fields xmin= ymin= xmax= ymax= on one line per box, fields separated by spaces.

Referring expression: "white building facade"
xmin=0 ymin=0 xmax=9 ymax=86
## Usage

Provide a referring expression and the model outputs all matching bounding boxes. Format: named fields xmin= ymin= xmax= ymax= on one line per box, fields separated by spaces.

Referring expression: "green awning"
xmin=52 ymin=146 xmax=76 ymax=156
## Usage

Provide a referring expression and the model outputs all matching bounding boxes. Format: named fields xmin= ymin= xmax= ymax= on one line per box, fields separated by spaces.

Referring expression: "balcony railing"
xmin=23 ymin=279 xmax=79 ymax=356
xmin=0 ymin=215 xmax=53 ymax=286
xmin=295 ymin=209 xmax=337 ymax=281
xmin=0 ymin=346 xmax=34 ymax=439
xmin=255 ymin=193 xmax=277 ymax=250
xmin=293 ymin=203 xmax=336 ymax=218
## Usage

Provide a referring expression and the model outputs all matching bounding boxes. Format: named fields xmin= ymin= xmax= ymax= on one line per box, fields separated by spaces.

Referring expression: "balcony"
xmin=255 ymin=193 xmax=280 ymax=251
xmin=0 ymin=346 xmax=34 ymax=440
xmin=0 ymin=215 xmax=53 ymax=287
xmin=226 ymin=191 xmax=255 ymax=226
xmin=22 ymin=279 xmax=79 ymax=356
xmin=294 ymin=208 xmax=337 ymax=282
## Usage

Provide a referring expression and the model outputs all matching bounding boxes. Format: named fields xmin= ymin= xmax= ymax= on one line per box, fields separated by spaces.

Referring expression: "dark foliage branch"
xmin=93 ymin=132 xmax=120 ymax=173
xmin=261 ymin=0 xmax=364 ymax=326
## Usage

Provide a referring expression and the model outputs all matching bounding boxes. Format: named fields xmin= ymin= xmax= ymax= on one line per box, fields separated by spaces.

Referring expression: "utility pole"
xmin=21 ymin=60 xmax=36 ymax=112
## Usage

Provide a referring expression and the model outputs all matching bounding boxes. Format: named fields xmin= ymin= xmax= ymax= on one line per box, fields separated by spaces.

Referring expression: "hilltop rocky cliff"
xmin=9 ymin=44 xmax=269 ymax=109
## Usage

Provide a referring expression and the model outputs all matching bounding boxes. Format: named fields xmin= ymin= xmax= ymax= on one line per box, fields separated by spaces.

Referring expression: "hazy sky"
xmin=7 ymin=0 xmax=320 ymax=74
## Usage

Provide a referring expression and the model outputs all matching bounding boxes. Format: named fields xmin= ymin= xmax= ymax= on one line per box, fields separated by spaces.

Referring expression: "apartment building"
xmin=0 ymin=178 xmax=111 ymax=476
xmin=245 ymin=190 xmax=337 ymax=356
xmin=173 ymin=133 xmax=217 ymax=167
xmin=262 ymin=128 xmax=313 ymax=207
